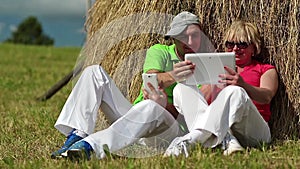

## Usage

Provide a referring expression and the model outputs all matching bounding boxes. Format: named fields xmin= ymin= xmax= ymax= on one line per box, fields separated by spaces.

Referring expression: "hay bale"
xmin=80 ymin=0 xmax=299 ymax=139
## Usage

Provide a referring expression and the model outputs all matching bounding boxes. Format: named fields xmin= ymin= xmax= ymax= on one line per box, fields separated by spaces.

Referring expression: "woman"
xmin=164 ymin=20 xmax=278 ymax=157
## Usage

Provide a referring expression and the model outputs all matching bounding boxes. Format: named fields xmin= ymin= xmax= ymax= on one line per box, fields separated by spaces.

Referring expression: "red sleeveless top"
xmin=240 ymin=60 xmax=275 ymax=122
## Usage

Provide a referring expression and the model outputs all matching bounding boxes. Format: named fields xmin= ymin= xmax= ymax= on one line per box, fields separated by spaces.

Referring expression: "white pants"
xmin=54 ymin=65 xmax=185 ymax=158
xmin=173 ymin=83 xmax=271 ymax=148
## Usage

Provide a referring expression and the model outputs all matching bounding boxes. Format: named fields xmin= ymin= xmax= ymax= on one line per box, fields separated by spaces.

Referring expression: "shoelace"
xmin=175 ymin=136 xmax=191 ymax=157
xmin=165 ymin=136 xmax=191 ymax=157
xmin=179 ymin=141 xmax=189 ymax=157
xmin=222 ymin=133 xmax=231 ymax=150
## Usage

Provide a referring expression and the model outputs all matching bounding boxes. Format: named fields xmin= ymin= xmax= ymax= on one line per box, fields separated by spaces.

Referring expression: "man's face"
xmin=173 ymin=24 xmax=201 ymax=59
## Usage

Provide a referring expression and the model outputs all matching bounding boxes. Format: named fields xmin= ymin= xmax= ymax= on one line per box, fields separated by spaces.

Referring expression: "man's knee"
xmin=132 ymin=100 xmax=167 ymax=120
xmin=81 ymin=65 xmax=99 ymax=76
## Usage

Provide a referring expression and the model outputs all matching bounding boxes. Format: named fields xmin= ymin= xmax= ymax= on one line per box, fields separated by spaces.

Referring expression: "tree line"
xmin=4 ymin=16 xmax=54 ymax=46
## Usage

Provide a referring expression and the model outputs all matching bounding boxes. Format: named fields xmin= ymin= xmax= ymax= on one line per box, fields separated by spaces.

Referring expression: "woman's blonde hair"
xmin=223 ymin=20 xmax=261 ymax=55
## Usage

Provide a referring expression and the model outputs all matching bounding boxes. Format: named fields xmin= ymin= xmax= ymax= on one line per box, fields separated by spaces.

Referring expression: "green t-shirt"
xmin=133 ymin=44 xmax=180 ymax=105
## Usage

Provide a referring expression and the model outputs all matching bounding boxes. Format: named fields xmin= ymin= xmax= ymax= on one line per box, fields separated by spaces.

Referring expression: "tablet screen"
xmin=184 ymin=52 xmax=235 ymax=85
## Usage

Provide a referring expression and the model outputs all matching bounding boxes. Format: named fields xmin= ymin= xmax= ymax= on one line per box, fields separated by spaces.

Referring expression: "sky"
xmin=0 ymin=0 xmax=96 ymax=47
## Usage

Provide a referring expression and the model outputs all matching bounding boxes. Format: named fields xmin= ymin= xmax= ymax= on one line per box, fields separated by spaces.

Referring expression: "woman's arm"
xmin=200 ymin=84 xmax=226 ymax=104
xmin=241 ymin=69 xmax=278 ymax=104
xmin=219 ymin=66 xmax=278 ymax=104
xmin=199 ymin=84 xmax=212 ymax=103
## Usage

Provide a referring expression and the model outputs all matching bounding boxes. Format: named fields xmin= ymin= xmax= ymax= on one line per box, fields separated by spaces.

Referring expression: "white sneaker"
xmin=163 ymin=136 xmax=191 ymax=158
xmin=222 ymin=133 xmax=244 ymax=156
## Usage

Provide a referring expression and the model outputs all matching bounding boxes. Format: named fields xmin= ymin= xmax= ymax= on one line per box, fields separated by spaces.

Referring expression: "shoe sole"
xmin=51 ymin=154 xmax=64 ymax=159
xmin=66 ymin=149 xmax=89 ymax=161
xmin=223 ymin=147 xmax=244 ymax=156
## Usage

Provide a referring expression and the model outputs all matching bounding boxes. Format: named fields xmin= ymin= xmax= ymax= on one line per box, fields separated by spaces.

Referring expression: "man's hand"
xmin=168 ymin=60 xmax=195 ymax=82
xmin=142 ymin=83 xmax=167 ymax=108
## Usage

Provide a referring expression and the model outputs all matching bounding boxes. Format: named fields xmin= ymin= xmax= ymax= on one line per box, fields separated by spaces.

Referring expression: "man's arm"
xmin=145 ymin=69 xmax=179 ymax=118
xmin=145 ymin=61 xmax=197 ymax=118
xmin=147 ymin=60 xmax=196 ymax=89
xmin=165 ymin=103 xmax=179 ymax=118
xmin=146 ymin=70 xmax=176 ymax=89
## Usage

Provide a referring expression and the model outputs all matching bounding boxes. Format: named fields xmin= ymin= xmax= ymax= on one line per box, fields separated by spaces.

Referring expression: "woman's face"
xmin=225 ymin=40 xmax=255 ymax=67
xmin=173 ymin=24 xmax=202 ymax=60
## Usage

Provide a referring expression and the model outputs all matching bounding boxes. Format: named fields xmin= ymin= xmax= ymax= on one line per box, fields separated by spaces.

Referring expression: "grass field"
xmin=0 ymin=43 xmax=299 ymax=168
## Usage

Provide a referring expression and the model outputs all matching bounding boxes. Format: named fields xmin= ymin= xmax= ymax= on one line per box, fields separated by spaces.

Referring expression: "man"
xmin=51 ymin=11 xmax=205 ymax=160
xmin=133 ymin=11 xmax=203 ymax=117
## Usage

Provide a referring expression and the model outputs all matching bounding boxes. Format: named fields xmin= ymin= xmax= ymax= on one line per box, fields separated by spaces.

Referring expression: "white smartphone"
xmin=142 ymin=73 xmax=159 ymax=93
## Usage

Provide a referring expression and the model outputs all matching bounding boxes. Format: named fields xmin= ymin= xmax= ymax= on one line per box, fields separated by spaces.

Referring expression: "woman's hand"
xmin=218 ymin=66 xmax=246 ymax=87
xmin=168 ymin=60 xmax=195 ymax=82
xmin=142 ymin=83 xmax=167 ymax=108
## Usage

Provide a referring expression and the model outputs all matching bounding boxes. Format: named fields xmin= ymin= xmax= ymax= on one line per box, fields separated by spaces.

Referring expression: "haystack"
xmin=78 ymin=0 xmax=299 ymax=140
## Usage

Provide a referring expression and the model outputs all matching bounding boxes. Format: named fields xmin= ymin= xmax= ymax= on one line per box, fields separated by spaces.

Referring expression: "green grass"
xmin=0 ymin=43 xmax=299 ymax=168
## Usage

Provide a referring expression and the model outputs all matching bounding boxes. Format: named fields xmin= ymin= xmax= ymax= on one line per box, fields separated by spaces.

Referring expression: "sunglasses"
xmin=225 ymin=41 xmax=249 ymax=49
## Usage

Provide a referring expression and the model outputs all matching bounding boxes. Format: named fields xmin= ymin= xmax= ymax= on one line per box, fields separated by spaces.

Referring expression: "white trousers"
xmin=173 ymin=83 xmax=271 ymax=148
xmin=54 ymin=65 xmax=185 ymax=158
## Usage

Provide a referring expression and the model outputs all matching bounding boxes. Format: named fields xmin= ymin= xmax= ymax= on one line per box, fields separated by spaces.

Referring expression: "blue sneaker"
xmin=64 ymin=140 xmax=93 ymax=161
xmin=51 ymin=131 xmax=83 ymax=159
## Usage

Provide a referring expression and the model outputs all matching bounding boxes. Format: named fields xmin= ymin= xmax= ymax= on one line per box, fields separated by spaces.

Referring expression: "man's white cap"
xmin=165 ymin=11 xmax=200 ymax=39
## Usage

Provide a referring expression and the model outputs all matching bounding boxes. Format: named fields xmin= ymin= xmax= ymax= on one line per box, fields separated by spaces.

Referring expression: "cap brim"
xmin=164 ymin=25 xmax=187 ymax=40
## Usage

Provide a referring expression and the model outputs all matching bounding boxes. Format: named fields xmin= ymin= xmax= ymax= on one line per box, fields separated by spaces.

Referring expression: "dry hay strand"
xmin=79 ymin=0 xmax=299 ymax=139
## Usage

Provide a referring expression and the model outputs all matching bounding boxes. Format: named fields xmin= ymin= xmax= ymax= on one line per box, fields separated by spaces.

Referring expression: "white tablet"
xmin=184 ymin=52 xmax=235 ymax=85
